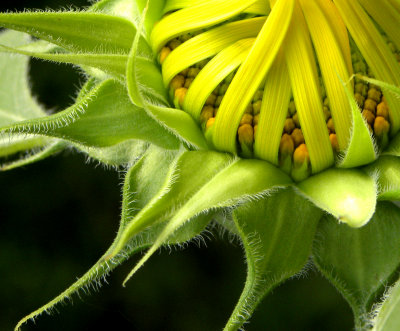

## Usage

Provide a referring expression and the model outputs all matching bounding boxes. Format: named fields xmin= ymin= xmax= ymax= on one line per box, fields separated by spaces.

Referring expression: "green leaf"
xmin=364 ymin=155 xmax=400 ymax=201
xmin=0 ymin=12 xmax=147 ymax=54
xmin=106 ymin=151 xmax=292 ymax=285
xmin=371 ymin=277 xmax=400 ymax=331
xmin=225 ymin=188 xmax=322 ymax=330
xmin=296 ymin=168 xmax=377 ymax=227
xmin=0 ymin=79 xmax=181 ymax=150
xmin=15 ymin=146 xmax=210 ymax=330
xmin=313 ymin=202 xmax=400 ymax=330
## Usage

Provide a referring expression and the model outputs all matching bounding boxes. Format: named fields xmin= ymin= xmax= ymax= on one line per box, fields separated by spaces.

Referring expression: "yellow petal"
xmin=358 ymin=0 xmax=400 ymax=51
xmin=388 ymin=0 xmax=400 ymax=13
xmin=254 ymin=50 xmax=291 ymax=165
xmin=163 ymin=0 xmax=270 ymax=15
xmin=151 ymin=0 xmax=257 ymax=53
xmin=161 ymin=17 xmax=265 ymax=86
xmin=314 ymin=0 xmax=353 ymax=83
xmin=183 ymin=38 xmax=254 ymax=120
xmin=212 ymin=0 xmax=295 ymax=154
xmin=282 ymin=0 xmax=334 ymax=173
xmin=300 ymin=0 xmax=352 ymax=151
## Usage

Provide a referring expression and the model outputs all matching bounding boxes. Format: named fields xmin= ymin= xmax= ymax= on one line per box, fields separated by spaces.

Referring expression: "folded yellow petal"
xmin=300 ymin=0 xmax=352 ymax=151
xmin=283 ymin=0 xmax=334 ymax=173
xmin=358 ymin=0 xmax=400 ymax=51
xmin=183 ymin=38 xmax=254 ymax=120
xmin=163 ymin=0 xmax=270 ymax=15
xmin=161 ymin=17 xmax=265 ymax=86
xmin=151 ymin=0 xmax=257 ymax=53
xmin=212 ymin=0 xmax=295 ymax=154
xmin=254 ymin=50 xmax=291 ymax=165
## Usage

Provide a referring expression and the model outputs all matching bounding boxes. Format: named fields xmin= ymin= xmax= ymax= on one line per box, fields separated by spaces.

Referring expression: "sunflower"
xmin=1 ymin=0 xmax=400 ymax=330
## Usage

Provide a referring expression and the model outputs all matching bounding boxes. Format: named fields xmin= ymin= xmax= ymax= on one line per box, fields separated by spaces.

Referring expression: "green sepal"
xmin=107 ymin=151 xmax=292 ymax=285
xmin=125 ymin=3 xmax=208 ymax=150
xmin=0 ymin=43 xmax=128 ymax=81
xmin=0 ymin=11 xmax=149 ymax=54
xmin=371 ymin=277 xmax=400 ymax=331
xmin=225 ymin=188 xmax=322 ymax=330
xmin=130 ymin=0 xmax=165 ymax=38
xmin=1 ymin=140 xmax=65 ymax=171
xmin=296 ymin=168 xmax=377 ymax=228
xmin=384 ymin=133 xmax=400 ymax=156
xmin=364 ymin=155 xmax=400 ymax=201
xmin=14 ymin=146 xmax=210 ymax=330
xmin=90 ymin=0 xmax=141 ymax=23
xmin=338 ymin=78 xmax=377 ymax=168
xmin=73 ymin=140 xmax=149 ymax=167
xmin=91 ymin=0 xmax=165 ymax=38
xmin=0 ymin=79 xmax=182 ymax=150
xmin=313 ymin=202 xmax=400 ymax=330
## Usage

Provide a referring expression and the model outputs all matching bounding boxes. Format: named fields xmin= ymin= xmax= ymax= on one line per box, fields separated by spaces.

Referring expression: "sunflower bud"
xmin=152 ymin=0 xmax=400 ymax=181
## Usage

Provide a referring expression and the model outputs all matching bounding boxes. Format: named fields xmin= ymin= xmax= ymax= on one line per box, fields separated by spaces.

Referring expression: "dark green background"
xmin=0 ymin=1 xmax=353 ymax=330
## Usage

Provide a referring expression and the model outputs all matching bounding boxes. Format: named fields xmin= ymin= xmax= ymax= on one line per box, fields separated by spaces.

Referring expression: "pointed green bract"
xmin=90 ymin=0 xmax=142 ymax=23
xmin=338 ymin=77 xmax=377 ymax=168
xmin=1 ymin=140 xmax=63 ymax=171
xmin=385 ymin=133 xmax=400 ymax=157
xmin=0 ymin=12 xmax=147 ymax=55
xmin=371 ymin=278 xmax=400 ymax=331
xmin=15 ymin=148 xmax=210 ymax=331
xmin=0 ymin=44 xmax=128 ymax=81
xmin=145 ymin=104 xmax=209 ymax=149
xmin=125 ymin=4 xmax=208 ymax=150
xmin=225 ymin=188 xmax=321 ymax=330
xmin=74 ymin=140 xmax=149 ymax=167
xmin=0 ymin=79 xmax=181 ymax=150
xmin=313 ymin=203 xmax=400 ymax=329
xmin=296 ymin=168 xmax=377 ymax=227
xmin=108 ymin=151 xmax=291 ymax=286
xmin=364 ymin=156 xmax=400 ymax=201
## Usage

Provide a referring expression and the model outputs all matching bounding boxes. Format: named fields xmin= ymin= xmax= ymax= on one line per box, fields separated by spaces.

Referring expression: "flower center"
xmin=150 ymin=0 xmax=400 ymax=180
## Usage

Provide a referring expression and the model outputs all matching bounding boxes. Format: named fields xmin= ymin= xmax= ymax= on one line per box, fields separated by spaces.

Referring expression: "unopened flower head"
xmin=152 ymin=0 xmax=400 ymax=181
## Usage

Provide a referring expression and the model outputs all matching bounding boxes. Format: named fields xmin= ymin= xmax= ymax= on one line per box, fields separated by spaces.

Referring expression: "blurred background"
xmin=0 ymin=1 xmax=354 ymax=330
